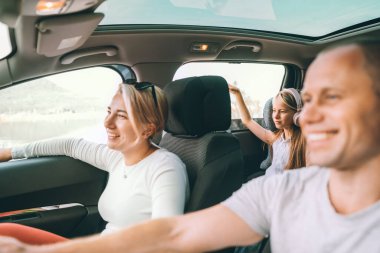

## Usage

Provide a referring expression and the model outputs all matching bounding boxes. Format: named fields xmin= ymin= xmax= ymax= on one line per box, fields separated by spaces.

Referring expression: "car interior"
xmin=0 ymin=0 xmax=379 ymax=252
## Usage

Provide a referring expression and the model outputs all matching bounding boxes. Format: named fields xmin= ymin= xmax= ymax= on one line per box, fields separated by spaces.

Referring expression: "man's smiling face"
xmin=300 ymin=45 xmax=380 ymax=170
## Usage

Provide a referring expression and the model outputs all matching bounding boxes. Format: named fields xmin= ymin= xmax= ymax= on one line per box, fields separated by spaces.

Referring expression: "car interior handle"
xmin=0 ymin=212 xmax=40 ymax=222
xmin=223 ymin=41 xmax=262 ymax=52
xmin=60 ymin=46 xmax=118 ymax=65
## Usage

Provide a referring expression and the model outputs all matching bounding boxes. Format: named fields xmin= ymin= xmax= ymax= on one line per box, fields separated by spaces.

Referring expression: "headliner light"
xmin=191 ymin=43 xmax=210 ymax=52
xmin=36 ymin=0 xmax=68 ymax=15
xmin=200 ymin=44 xmax=208 ymax=51
xmin=190 ymin=42 xmax=219 ymax=54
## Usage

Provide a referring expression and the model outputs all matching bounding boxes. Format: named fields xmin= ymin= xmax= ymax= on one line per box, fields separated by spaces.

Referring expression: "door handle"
xmin=0 ymin=212 xmax=40 ymax=222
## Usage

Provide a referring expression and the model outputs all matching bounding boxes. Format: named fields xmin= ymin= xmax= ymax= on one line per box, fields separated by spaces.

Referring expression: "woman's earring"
xmin=143 ymin=127 xmax=154 ymax=139
xmin=143 ymin=131 xmax=151 ymax=139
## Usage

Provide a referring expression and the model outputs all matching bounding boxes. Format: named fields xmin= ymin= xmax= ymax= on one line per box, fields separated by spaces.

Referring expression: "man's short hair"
xmin=358 ymin=41 xmax=380 ymax=97
xmin=323 ymin=40 xmax=380 ymax=97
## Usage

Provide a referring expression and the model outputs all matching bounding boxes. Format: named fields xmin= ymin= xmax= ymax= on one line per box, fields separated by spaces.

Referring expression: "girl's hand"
xmin=0 ymin=148 xmax=12 ymax=162
xmin=228 ymin=84 xmax=241 ymax=95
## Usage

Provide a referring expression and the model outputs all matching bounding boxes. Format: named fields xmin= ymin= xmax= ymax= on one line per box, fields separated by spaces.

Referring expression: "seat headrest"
xmin=260 ymin=97 xmax=276 ymax=170
xmin=164 ymin=76 xmax=231 ymax=137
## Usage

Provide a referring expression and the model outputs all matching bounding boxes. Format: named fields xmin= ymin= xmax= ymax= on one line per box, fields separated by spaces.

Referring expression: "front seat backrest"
xmin=160 ymin=76 xmax=244 ymax=212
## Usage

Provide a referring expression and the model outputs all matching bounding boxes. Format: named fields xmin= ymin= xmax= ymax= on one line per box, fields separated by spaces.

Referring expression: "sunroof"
xmin=97 ymin=0 xmax=380 ymax=37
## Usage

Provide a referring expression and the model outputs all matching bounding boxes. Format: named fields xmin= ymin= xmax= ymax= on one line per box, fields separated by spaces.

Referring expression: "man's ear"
xmin=142 ymin=123 xmax=157 ymax=139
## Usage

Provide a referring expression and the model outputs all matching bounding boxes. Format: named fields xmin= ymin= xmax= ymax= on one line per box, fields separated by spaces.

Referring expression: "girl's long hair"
xmin=270 ymin=90 xmax=306 ymax=170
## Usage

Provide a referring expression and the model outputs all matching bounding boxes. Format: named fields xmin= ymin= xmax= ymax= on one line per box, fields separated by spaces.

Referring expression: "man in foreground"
xmin=1 ymin=40 xmax=380 ymax=253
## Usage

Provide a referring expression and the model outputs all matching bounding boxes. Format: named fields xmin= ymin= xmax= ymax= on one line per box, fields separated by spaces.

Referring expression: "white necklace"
xmin=123 ymin=166 xmax=131 ymax=179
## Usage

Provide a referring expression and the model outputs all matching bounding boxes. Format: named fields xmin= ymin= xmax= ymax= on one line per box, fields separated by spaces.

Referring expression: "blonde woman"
xmin=229 ymin=84 xmax=306 ymax=176
xmin=0 ymin=82 xmax=189 ymax=244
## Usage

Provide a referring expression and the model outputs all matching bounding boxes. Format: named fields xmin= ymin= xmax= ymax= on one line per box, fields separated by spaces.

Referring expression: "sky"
xmin=45 ymin=67 xmax=122 ymax=105
xmin=98 ymin=0 xmax=380 ymax=37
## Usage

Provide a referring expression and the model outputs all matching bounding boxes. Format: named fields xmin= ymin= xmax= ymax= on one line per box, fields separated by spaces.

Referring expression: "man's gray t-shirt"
xmin=222 ymin=167 xmax=380 ymax=253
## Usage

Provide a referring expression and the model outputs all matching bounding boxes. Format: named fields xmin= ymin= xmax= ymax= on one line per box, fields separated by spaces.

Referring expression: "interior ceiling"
xmin=2 ymin=0 xmax=380 ymax=87
xmin=8 ymin=20 xmax=324 ymax=84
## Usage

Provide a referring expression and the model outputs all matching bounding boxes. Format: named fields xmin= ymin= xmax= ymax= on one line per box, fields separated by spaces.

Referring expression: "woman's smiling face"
xmin=103 ymin=92 xmax=143 ymax=154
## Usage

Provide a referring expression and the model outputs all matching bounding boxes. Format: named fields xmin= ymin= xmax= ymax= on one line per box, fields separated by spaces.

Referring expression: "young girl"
xmin=229 ymin=84 xmax=306 ymax=176
xmin=0 ymin=82 xmax=189 ymax=244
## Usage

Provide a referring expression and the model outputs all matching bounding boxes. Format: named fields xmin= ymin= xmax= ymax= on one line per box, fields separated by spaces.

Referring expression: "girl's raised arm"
xmin=229 ymin=84 xmax=276 ymax=144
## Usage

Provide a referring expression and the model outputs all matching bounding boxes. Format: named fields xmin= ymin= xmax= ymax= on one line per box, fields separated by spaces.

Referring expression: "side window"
xmin=173 ymin=62 xmax=285 ymax=129
xmin=0 ymin=67 xmax=124 ymax=148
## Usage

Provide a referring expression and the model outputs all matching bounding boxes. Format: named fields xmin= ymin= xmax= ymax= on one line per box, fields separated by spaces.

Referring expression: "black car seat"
xmin=160 ymin=75 xmax=244 ymax=214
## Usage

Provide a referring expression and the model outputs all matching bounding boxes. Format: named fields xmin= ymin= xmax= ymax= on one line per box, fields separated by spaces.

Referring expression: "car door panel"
xmin=0 ymin=156 xmax=108 ymax=237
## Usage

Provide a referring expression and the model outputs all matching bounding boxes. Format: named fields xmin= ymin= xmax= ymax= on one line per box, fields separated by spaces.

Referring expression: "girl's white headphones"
xmin=284 ymin=88 xmax=302 ymax=126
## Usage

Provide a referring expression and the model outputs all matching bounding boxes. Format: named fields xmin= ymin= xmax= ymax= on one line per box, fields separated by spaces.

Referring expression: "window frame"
xmin=173 ymin=61 xmax=301 ymax=130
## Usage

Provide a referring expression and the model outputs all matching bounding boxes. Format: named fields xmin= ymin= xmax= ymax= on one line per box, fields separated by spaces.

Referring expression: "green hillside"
xmin=0 ymin=79 xmax=105 ymax=114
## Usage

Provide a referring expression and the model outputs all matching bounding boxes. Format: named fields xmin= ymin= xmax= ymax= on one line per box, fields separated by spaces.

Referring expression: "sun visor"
xmin=36 ymin=13 xmax=104 ymax=57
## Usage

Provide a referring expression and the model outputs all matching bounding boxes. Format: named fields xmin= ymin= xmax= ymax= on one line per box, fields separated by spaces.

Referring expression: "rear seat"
xmin=232 ymin=97 xmax=276 ymax=181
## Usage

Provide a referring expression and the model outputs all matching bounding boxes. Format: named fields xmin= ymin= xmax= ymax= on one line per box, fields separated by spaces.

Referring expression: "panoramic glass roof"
xmin=97 ymin=0 xmax=380 ymax=37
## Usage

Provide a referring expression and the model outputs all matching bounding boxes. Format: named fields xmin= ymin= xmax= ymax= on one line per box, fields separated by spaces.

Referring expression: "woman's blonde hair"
xmin=119 ymin=83 xmax=168 ymax=138
xmin=270 ymin=89 xmax=306 ymax=170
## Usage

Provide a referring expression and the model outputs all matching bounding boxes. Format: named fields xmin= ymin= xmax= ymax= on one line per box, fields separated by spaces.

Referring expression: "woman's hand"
xmin=228 ymin=83 xmax=241 ymax=95
xmin=0 ymin=148 xmax=12 ymax=162
xmin=0 ymin=236 xmax=28 ymax=253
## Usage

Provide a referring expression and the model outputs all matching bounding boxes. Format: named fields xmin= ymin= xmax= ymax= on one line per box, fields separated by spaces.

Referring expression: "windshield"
xmin=97 ymin=0 xmax=380 ymax=37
